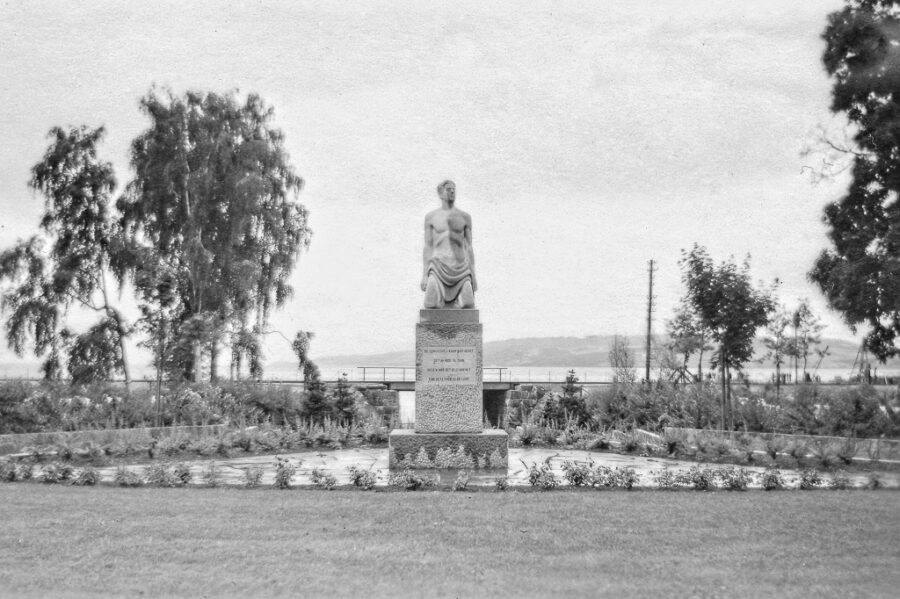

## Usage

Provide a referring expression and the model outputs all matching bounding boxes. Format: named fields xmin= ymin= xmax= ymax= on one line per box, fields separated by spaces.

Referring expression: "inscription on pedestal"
xmin=421 ymin=346 xmax=476 ymax=385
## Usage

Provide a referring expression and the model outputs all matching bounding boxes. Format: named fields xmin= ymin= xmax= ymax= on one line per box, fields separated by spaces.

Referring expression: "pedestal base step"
xmin=388 ymin=429 xmax=509 ymax=470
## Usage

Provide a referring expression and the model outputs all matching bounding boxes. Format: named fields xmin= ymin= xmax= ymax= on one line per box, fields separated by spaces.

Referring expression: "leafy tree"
xmin=762 ymin=308 xmax=792 ymax=398
xmin=0 ymin=126 xmax=131 ymax=386
xmin=301 ymin=362 xmax=329 ymax=424
xmin=789 ymin=299 xmax=824 ymax=383
xmin=679 ymin=244 xmax=776 ymax=429
xmin=665 ymin=300 xmax=712 ymax=382
xmin=116 ymin=89 xmax=311 ymax=381
xmin=810 ymin=1 xmax=900 ymax=361
xmin=330 ymin=373 xmax=357 ymax=424
xmin=608 ymin=335 xmax=636 ymax=384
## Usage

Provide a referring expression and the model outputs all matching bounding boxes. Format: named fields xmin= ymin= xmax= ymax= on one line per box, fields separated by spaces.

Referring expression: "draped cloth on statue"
xmin=426 ymin=257 xmax=477 ymax=303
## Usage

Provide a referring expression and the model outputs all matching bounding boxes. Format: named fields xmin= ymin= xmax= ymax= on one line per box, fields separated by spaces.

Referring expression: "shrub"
xmin=413 ymin=447 xmax=434 ymax=469
xmin=764 ymin=436 xmax=786 ymax=461
xmin=449 ymin=446 xmax=475 ymax=469
xmin=760 ymin=468 xmax=785 ymax=491
xmin=718 ymin=466 xmax=751 ymax=491
xmin=653 ymin=466 xmax=677 ymax=490
xmin=40 ymin=462 xmax=73 ymax=484
xmin=523 ymin=460 xmax=559 ymax=490
xmin=243 ymin=465 xmax=264 ymax=488
xmin=273 ymin=456 xmax=298 ymax=490
xmin=202 ymin=462 xmax=221 ymax=488
xmin=866 ymin=471 xmax=883 ymax=490
xmin=17 ymin=463 xmax=33 ymax=481
xmin=144 ymin=463 xmax=181 ymax=487
xmin=488 ymin=448 xmax=506 ymax=469
xmin=0 ymin=461 xmax=17 ymax=482
xmin=494 ymin=476 xmax=508 ymax=492
xmin=836 ymin=439 xmax=858 ymax=466
xmin=452 ymin=470 xmax=470 ymax=491
xmin=608 ymin=467 xmax=639 ymax=490
xmin=310 ymin=467 xmax=337 ymax=490
xmin=829 ymin=469 xmax=852 ymax=490
xmin=173 ymin=462 xmax=192 ymax=485
xmin=799 ymin=468 xmax=823 ymax=490
xmin=561 ymin=460 xmax=594 ymax=487
xmin=72 ymin=466 xmax=100 ymax=486
xmin=678 ymin=465 xmax=716 ymax=491
xmin=114 ymin=466 xmax=143 ymax=487
xmin=347 ymin=465 xmax=377 ymax=490
xmin=433 ymin=448 xmax=453 ymax=469
xmin=387 ymin=468 xmax=438 ymax=491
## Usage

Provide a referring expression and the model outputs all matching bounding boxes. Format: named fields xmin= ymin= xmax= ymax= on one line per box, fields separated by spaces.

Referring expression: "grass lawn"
xmin=1 ymin=485 xmax=899 ymax=598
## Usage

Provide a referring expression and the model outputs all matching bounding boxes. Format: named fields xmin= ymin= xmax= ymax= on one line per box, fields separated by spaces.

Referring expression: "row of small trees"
xmin=0 ymin=89 xmax=312 ymax=387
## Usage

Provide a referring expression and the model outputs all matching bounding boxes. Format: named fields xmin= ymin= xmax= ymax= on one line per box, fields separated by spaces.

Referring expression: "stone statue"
xmin=421 ymin=180 xmax=477 ymax=309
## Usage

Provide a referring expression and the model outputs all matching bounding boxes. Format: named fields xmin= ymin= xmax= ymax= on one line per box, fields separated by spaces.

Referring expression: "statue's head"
xmin=437 ymin=180 xmax=456 ymax=204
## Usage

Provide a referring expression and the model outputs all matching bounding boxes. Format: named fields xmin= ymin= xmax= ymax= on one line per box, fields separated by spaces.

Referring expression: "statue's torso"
xmin=428 ymin=209 xmax=469 ymax=265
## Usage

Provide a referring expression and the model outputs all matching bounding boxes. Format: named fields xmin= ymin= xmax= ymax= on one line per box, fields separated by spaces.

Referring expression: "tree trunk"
xmin=775 ymin=360 xmax=781 ymax=399
xmin=193 ymin=343 xmax=202 ymax=383
xmin=697 ymin=346 xmax=704 ymax=383
xmin=719 ymin=348 xmax=726 ymax=430
xmin=210 ymin=342 xmax=219 ymax=383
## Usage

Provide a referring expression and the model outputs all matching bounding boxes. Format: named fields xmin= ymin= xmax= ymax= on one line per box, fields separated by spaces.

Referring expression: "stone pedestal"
xmin=389 ymin=309 xmax=508 ymax=469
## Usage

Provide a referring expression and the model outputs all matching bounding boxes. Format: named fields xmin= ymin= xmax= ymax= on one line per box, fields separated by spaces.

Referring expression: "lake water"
xmin=271 ymin=365 xmax=899 ymax=386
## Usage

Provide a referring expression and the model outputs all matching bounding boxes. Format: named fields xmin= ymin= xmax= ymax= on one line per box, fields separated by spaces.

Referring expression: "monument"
xmin=388 ymin=180 xmax=508 ymax=469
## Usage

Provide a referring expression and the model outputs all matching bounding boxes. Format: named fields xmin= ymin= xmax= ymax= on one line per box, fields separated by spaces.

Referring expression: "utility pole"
xmin=645 ymin=259 xmax=656 ymax=383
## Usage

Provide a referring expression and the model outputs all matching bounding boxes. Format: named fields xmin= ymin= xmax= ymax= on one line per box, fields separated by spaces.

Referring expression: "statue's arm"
xmin=421 ymin=216 xmax=433 ymax=291
xmin=465 ymin=213 xmax=476 ymax=291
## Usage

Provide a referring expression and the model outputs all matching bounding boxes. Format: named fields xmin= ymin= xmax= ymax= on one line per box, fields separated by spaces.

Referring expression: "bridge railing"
xmin=356 ymin=366 xmax=510 ymax=382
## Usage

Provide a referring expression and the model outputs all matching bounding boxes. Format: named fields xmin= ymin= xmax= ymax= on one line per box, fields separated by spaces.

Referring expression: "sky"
xmin=0 ymin=1 xmax=859 ymax=373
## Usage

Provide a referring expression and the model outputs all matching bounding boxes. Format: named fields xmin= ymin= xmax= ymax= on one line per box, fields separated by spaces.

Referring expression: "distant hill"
xmin=4 ymin=335 xmax=895 ymax=380
xmin=308 ymin=335 xmax=891 ymax=370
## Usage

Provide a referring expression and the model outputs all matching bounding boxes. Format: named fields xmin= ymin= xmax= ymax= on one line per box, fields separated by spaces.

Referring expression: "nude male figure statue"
xmin=421 ymin=180 xmax=477 ymax=309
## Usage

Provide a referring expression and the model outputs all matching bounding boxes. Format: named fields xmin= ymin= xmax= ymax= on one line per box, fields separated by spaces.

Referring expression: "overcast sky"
xmin=0 ymin=1 xmax=855 ymax=370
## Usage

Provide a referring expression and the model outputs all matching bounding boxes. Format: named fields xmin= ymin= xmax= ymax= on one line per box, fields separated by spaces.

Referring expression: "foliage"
xmin=788 ymin=299 xmax=824 ymax=382
xmin=811 ymin=2 xmax=900 ymax=361
xmin=116 ymin=88 xmax=310 ymax=381
xmin=561 ymin=460 xmax=594 ymax=487
xmin=113 ymin=466 xmax=143 ymax=487
xmin=762 ymin=308 xmax=792 ymax=397
xmin=347 ymin=465 xmax=377 ymax=490
xmin=330 ymin=374 xmax=357 ymax=425
xmin=71 ymin=466 xmax=100 ymax=486
xmin=310 ymin=467 xmax=337 ymax=490
xmin=493 ymin=476 xmax=508 ymax=491
xmin=272 ymin=456 xmax=297 ymax=489
xmin=243 ymin=465 xmax=264 ymax=488
xmin=387 ymin=468 xmax=438 ymax=491
xmin=652 ymin=466 xmax=677 ymax=490
xmin=0 ymin=126 xmax=130 ymax=384
xmin=830 ymin=469 xmax=852 ymax=490
xmin=522 ymin=460 xmax=560 ymax=490
xmin=799 ymin=468 xmax=824 ymax=490
xmin=201 ymin=461 xmax=221 ymax=488
xmin=718 ymin=466 xmax=751 ymax=491
xmin=38 ymin=462 xmax=72 ymax=484
xmin=608 ymin=335 xmax=636 ymax=383
xmin=144 ymin=462 xmax=185 ymax=487
xmin=665 ymin=300 xmax=712 ymax=382
xmin=452 ymin=470 xmax=470 ymax=491
xmin=677 ymin=465 xmax=717 ymax=491
xmin=761 ymin=468 xmax=785 ymax=491
xmin=679 ymin=244 xmax=777 ymax=428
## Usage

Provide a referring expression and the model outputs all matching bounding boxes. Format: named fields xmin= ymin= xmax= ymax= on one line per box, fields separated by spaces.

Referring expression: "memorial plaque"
xmin=421 ymin=346 xmax=477 ymax=385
